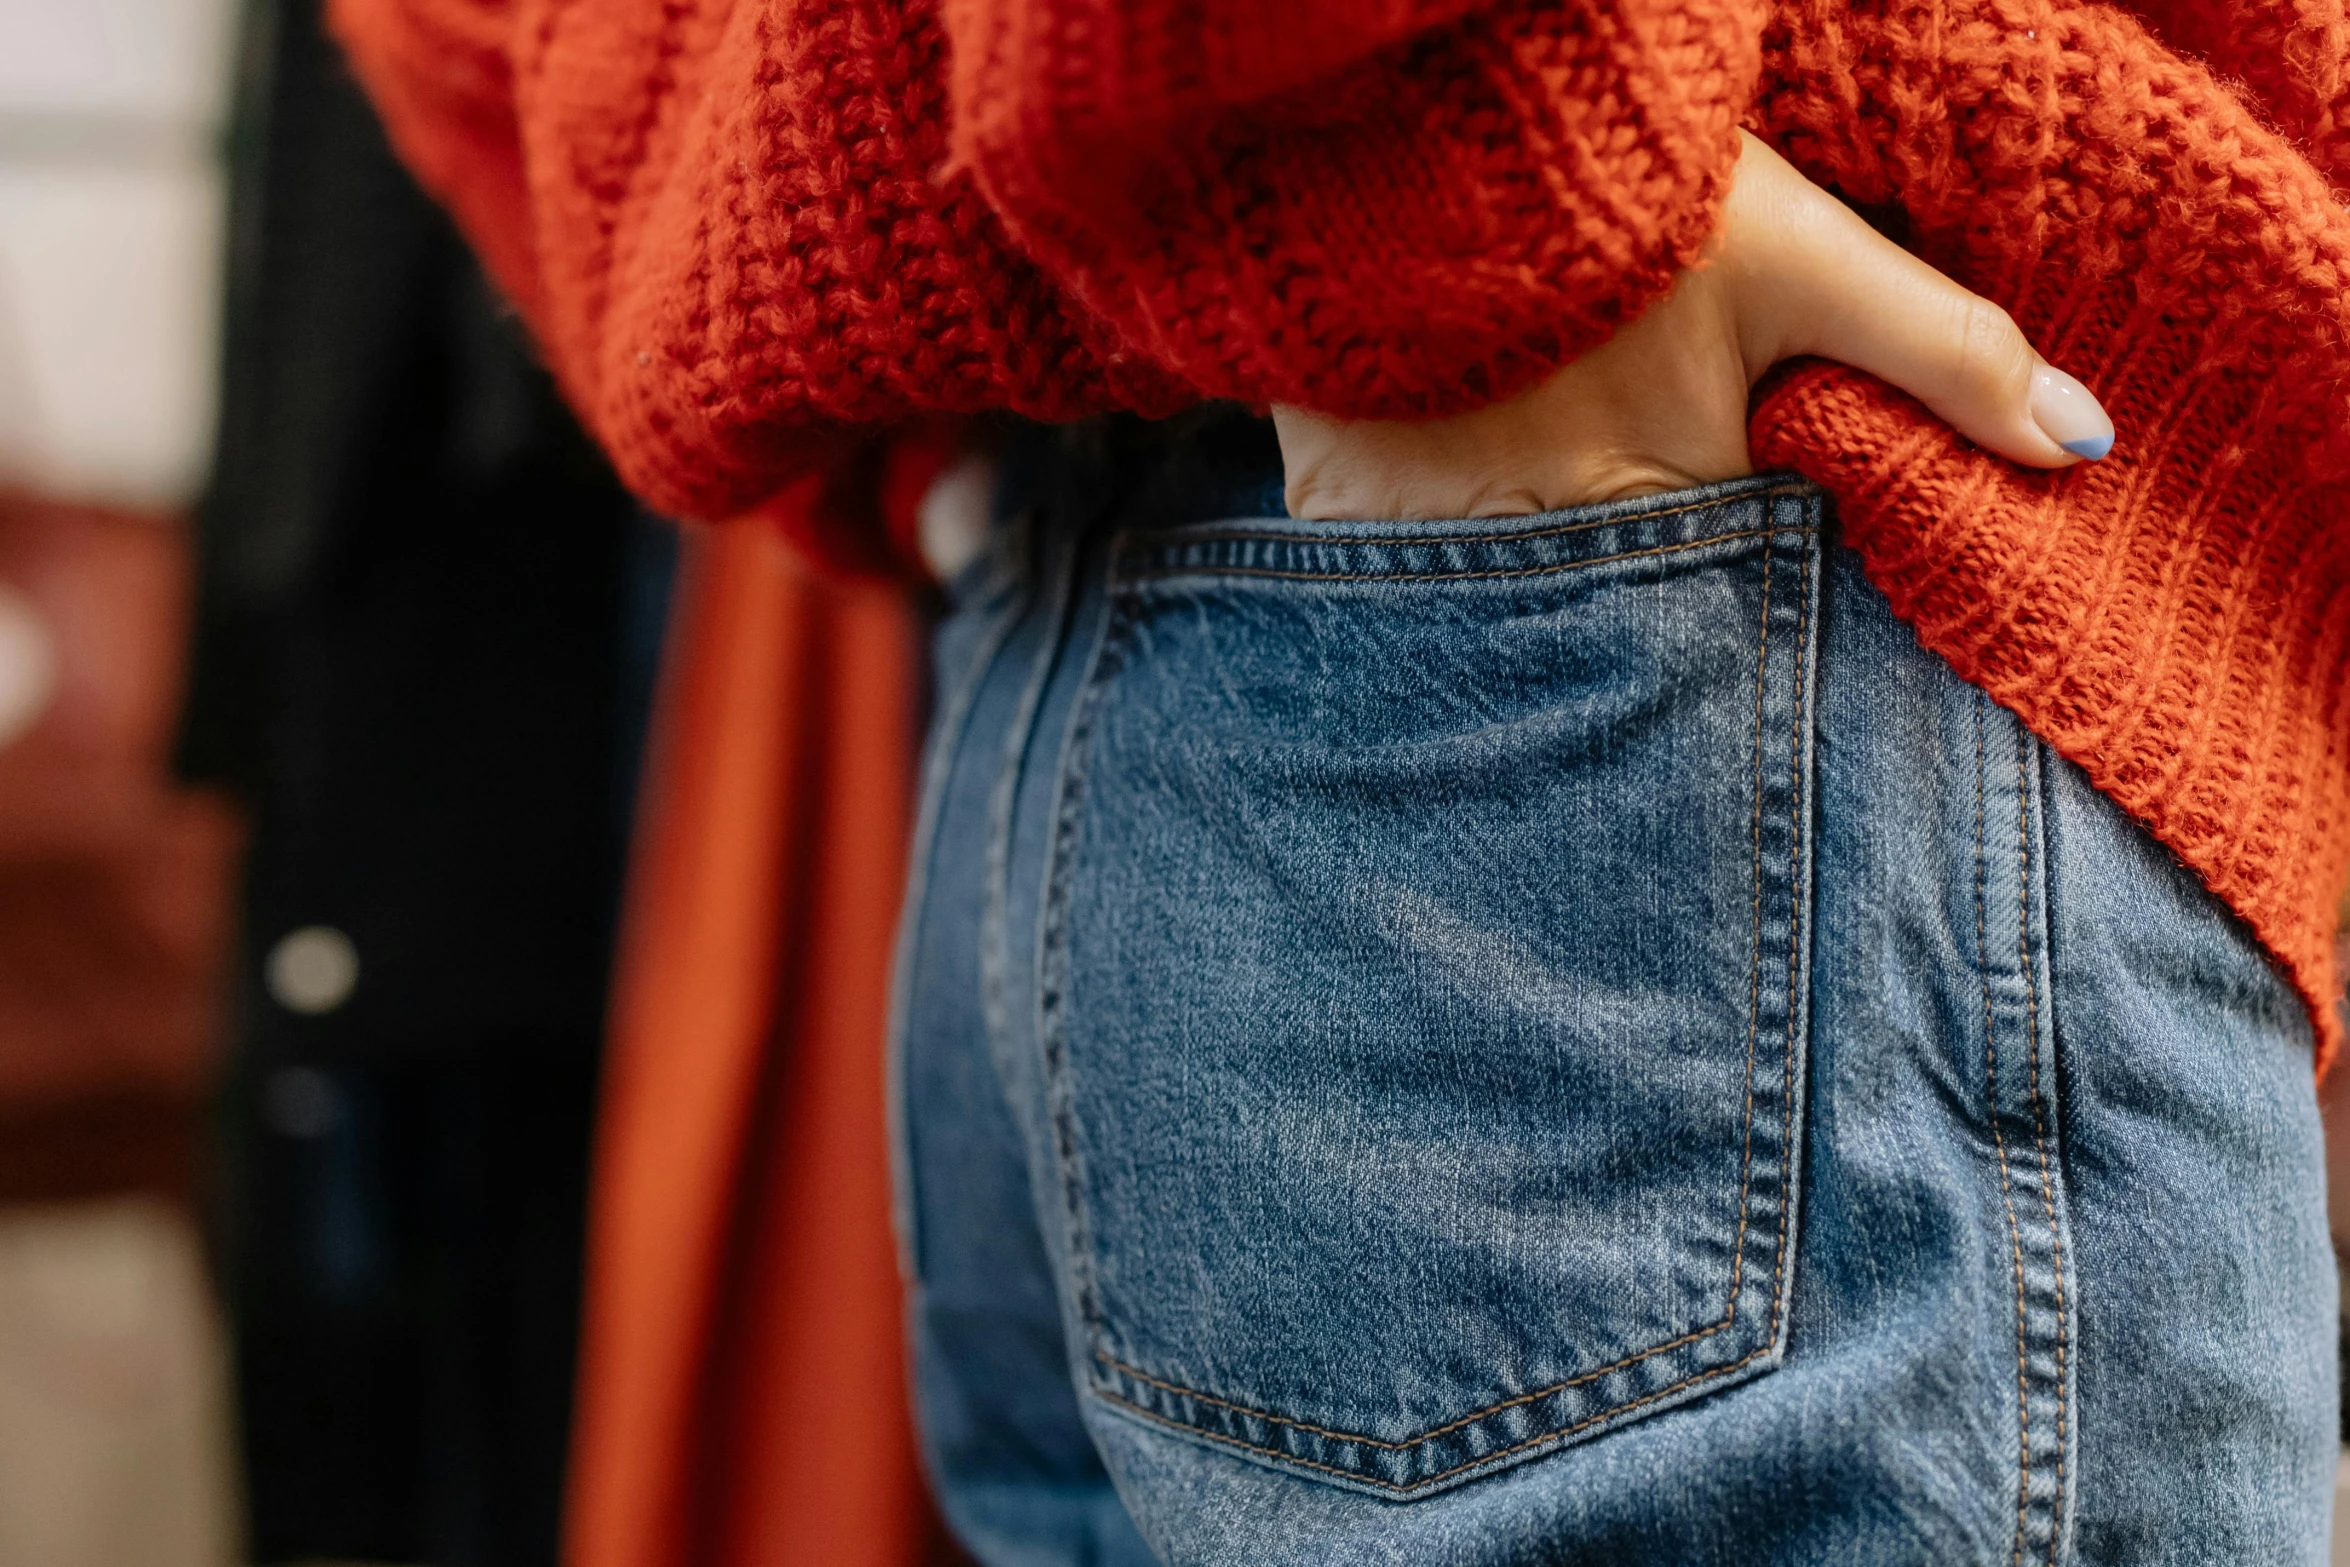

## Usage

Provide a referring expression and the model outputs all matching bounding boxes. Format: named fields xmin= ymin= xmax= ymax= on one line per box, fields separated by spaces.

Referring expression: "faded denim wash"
xmin=889 ymin=416 xmax=2336 ymax=1566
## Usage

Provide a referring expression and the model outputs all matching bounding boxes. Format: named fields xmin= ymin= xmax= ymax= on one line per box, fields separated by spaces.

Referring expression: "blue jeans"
xmin=890 ymin=417 xmax=2336 ymax=1565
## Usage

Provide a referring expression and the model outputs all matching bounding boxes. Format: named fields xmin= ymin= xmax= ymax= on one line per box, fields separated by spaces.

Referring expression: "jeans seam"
xmin=1780 ymin=538 xmax=1812 ymax=1358
xmin=1035 ymin=589 xmax=1129 ymax=1348
xmin=1121 ymin=526 xmax=1789 ymax=587
xmin=887 ymin=586 xmax=1026 ymax=1284
xmin=1978 ymin=702 xmax=2077 ymax=1566
xmin=1049 ymin=524 xmax=1814 ymax=1490
xmin=1090 ymin=1341 xmax=1783 ymax=1495
xmin=981 ymin=521 xmax=1094 ymax=1340
xmin=1126 ymin=485 xmax=1807 ymax=553
xmin=2016 ymin=730 xmax=2071 ymax=1565
xmin=1976 ymin=696 xmax=2039 ymax=1567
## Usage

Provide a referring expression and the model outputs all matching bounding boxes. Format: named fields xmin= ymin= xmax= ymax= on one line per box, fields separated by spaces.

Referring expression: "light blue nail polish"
xmin=2031 ymin=366 xmax=2115 ymax=463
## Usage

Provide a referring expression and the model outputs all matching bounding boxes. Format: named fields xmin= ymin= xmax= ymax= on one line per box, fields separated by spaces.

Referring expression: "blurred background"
xmin=0 ymin=3 xmax=2344 ymax=1566
xmin=1 ymin=0 xmax=943 ymax=1563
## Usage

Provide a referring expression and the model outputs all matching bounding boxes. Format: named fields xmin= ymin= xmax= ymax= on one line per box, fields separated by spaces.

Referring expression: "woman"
xmin=336 ymin=0 xmax=2346 ymax=1560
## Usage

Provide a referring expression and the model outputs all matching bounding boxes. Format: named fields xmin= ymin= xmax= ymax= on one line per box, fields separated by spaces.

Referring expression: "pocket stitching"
xmin=1047 ymin=520 xmax=1814 ymax=1492
xmin=1091 ymin=1336 xmax=1782 ymax=1493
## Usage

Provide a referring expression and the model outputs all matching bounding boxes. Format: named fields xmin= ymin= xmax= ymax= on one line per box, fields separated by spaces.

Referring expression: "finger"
xmin=1726 ymin=135 xmax=2114 ymax=468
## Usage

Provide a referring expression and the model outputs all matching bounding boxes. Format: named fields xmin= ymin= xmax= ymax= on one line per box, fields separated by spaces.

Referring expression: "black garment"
xmin=180 ymin=0 xmax=669 ymax=1560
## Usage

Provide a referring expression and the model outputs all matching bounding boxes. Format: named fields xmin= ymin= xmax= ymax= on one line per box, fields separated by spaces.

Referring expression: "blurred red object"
xmin=567 ymin=513 xmax=953 ymax=1567
xmin=0 ymin=490 xmax=239 ymax=1191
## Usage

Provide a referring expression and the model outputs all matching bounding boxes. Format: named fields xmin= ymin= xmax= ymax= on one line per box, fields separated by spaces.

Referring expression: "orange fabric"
xmin=567 ymin=510 xmax=934 ymax=1567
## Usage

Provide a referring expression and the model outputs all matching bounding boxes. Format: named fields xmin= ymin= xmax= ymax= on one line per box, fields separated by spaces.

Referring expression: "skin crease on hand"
xmin=1276 ymin=131 xmax=2113 ymax=521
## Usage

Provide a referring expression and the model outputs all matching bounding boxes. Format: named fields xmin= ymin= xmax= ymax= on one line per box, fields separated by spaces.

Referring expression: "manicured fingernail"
xmin=2030 ymin=364 xmax=2114 ymax=460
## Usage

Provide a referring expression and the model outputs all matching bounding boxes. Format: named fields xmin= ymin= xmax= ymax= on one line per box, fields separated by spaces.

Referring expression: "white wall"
xmin=0 ymin=0 xmax=238 ymax=510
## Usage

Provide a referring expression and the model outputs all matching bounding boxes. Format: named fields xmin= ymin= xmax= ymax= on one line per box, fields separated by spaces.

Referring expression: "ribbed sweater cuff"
xmin=1754 ymin=365 xmax=2350 ymax=1070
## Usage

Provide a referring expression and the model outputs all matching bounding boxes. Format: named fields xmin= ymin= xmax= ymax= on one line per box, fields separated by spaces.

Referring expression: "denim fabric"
xmin=891 ymin=418 xmax=2336 ymax=1565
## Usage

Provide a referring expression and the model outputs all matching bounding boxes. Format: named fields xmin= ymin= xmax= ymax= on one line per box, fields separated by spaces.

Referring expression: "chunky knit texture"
xmin=1746 ymin=0 xmax=2350 ymax=1068
xmin=333 ymin=0 xmax=2350 ymax=1062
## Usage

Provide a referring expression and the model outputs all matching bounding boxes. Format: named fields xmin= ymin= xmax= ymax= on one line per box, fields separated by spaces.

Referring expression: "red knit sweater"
xmin=333 ymin=0 xmax=2350 ymax=1065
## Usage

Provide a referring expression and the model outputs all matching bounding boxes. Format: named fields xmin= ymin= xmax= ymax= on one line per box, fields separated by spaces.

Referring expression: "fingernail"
xmin=2030 ymin=364 xmax=2114 ymax=461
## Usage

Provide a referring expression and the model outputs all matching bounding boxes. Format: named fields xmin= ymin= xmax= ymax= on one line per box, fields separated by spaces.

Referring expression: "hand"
xmin=1275 ymin=131 xmax=2113 ymax=521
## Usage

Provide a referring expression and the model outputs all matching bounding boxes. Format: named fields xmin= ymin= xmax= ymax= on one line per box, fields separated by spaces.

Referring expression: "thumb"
xmin=1724 ymin=133 xmax=2113 ymax=468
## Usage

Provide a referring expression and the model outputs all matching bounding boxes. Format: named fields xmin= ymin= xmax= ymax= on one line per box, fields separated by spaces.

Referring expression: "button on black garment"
xmin=178 ymin=1 xmax=670 ymax=1560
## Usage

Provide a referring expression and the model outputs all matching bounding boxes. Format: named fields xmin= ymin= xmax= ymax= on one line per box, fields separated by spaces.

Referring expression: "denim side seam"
xmin=981 ymin=522 xmax=1081 ymax=1128
xmin=1973 ymin=697 xmax=2079 ymax=1566
xmin=886 ymin=561 xmax=1030 ymax=1285
xmin=1042 ymin=502 xmax=1820 ymax=1496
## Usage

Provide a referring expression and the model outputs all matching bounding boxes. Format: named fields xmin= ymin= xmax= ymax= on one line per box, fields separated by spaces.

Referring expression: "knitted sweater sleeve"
xmin=943 ymin=0 xmax=1769 ymax=418
xmin=326 ymin=0 xmax=544 ymax=327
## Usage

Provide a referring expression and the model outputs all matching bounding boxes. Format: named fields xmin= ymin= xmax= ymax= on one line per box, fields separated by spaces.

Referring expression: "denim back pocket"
xmin=1041 ymin=477 xmax=1821 ymax=1497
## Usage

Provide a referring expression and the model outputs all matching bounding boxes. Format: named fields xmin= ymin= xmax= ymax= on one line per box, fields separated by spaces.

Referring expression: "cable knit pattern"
xmin=333 ymin=0 xmax=2350 ymax=1061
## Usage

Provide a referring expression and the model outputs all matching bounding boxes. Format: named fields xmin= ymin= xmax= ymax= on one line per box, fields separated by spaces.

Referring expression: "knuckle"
xmin=1946 ymin=297 xmax=2033 ymax=403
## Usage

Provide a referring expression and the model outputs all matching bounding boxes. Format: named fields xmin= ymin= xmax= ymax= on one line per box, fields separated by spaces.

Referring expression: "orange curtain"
xmin=564 ymin=513 xmax=941 ymax=1567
